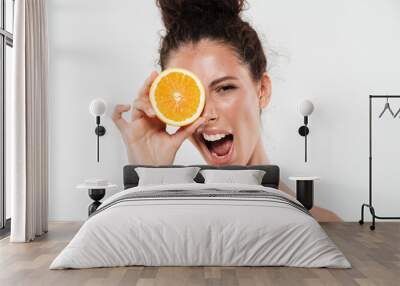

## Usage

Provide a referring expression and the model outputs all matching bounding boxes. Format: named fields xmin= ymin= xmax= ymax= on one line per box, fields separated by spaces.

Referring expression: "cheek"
xmin=214 ymin=90 xmax=259 ymax=125
xmin=215 ymin=90 xmax=261 ymax=152
xmin=236 ymin=92 xmax=261 ymax=140
xmin=226 ymin=90 xmax=260 ymax=131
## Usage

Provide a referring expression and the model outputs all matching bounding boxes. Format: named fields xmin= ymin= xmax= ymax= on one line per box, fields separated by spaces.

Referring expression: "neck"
xmin=247 ymin=138 xmax=270 ymax=165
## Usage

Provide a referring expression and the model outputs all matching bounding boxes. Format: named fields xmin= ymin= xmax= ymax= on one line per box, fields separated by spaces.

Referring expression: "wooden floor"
xmin=0 ymin=222 xmax=399 ymax=286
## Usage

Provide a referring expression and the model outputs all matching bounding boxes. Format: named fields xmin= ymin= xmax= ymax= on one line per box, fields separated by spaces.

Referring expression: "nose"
xmin=202 ymin=96 xmax=218 ymax=123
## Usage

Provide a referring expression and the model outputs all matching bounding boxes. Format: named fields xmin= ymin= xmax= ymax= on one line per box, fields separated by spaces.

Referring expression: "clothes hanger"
xmin=394 ymin=106 xmax=400 ymax=118
xmin=379 ymin=97 xmax=395 ymax=118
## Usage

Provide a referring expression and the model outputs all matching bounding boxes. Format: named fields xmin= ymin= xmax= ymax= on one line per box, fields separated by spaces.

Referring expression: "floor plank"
xmin=0 ymin=222 xmax=399 ymax=286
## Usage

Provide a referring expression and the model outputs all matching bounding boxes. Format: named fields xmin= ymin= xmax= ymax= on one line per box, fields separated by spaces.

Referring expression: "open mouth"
xmin=199 ymin=132 xmax=234 ymax=164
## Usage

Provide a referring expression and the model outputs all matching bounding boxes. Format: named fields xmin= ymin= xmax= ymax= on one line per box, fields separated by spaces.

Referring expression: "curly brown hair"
xmin=155 ymin=0 xmax=267 ymax=82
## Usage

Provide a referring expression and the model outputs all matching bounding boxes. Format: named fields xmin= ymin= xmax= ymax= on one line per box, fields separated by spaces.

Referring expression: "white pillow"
xmin=200 ymin=169 xmax=266 ymax=185
xmin=135 ymin=167 xmax=200 ymax=186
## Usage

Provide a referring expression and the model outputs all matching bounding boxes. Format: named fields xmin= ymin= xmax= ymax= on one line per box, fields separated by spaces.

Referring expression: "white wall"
xmin=48 ymin=0 xmax=400 ymax=221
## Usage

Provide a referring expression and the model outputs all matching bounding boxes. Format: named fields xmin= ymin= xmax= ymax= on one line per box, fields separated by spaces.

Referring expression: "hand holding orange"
xmin=112 ymin=69 xmax=206 ymax=165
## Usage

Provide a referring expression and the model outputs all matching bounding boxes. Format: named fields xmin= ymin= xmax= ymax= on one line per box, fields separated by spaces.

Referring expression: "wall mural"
xmin=110 ymin=0 xmax=340 ymax=222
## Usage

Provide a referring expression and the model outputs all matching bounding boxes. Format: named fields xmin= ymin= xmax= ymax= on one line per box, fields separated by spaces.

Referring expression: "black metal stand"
xmin=359 ymin=95 xmax=400 ymax=230
xmin=88 ymin=188 xmax=105 ymax=216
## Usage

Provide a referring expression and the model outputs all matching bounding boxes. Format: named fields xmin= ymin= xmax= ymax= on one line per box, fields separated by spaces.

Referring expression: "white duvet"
xmin=50 ymin=183 xmax=350 ymax=269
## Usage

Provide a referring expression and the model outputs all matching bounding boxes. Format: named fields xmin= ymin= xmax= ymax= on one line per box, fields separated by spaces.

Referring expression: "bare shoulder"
xmin=278 ymin=181 xmax=342 ymax=222
xmin=310 ymin=207 xmax=342 ymax=222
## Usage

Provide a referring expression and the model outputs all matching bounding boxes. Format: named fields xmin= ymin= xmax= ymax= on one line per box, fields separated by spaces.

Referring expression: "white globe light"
xmin=89 ymin=98 xmax=107 ymax=116
xmin=299 ymin=100 xmax=314 ymax=116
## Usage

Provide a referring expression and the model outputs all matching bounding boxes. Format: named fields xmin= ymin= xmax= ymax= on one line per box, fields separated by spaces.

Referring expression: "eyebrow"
xmin=209 ymin=76 xmax=238 ymax=88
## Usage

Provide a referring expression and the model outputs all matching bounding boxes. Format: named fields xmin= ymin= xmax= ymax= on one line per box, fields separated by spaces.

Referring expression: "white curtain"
xmin=9 ymin=0 xmax=49 ymax=242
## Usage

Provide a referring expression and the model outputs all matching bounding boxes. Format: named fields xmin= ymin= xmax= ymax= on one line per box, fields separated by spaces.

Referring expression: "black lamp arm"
xmin=304 ymin=116 xmax=308 ymax=125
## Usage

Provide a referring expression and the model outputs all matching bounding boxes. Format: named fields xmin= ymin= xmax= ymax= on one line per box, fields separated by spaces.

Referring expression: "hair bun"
xmin=156 ymin=0 xmax=246 ymax=31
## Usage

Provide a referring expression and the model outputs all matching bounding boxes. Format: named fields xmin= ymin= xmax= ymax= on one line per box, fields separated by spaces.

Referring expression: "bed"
xmin=50 ymin=165 xmax=350 ymax=269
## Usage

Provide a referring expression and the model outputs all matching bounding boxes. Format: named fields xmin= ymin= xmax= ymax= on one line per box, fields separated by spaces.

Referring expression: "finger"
xmin=137 ymin=71 xmax=159 ymax=100
xmin=131 ymin=98 xmax=157 ymax=121
xmin=173 ymin=116 xmax=206 ymax=144
xmin=112 ymin=104 xmax=130 ymax=130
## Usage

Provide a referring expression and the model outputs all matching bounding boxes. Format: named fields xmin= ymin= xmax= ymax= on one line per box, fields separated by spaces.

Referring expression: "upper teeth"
xmin=203 ymin=133 xmax=227 ymax=142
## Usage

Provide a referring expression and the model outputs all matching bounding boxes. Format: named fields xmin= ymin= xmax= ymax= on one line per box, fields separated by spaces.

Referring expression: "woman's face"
xmin=166 ymin=39 xmax=271 ymax=165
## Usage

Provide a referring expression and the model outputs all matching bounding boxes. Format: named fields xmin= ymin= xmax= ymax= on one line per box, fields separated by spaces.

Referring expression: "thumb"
xmin=173 ymin=116 xmax=206 ymax=145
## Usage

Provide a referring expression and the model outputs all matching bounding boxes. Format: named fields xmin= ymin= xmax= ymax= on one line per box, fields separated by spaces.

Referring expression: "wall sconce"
xmin=89 ymin=98 xmax=107 ymax=162
xmin=298 ymin=100 xmax=314 ymax=162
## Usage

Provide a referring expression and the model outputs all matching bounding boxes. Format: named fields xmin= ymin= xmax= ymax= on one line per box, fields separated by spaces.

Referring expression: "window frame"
xmin=0 ymin=0 xmax=14 ymax=233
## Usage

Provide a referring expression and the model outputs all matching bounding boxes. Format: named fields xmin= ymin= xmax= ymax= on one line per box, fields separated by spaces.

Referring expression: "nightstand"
xmin=288 ymin=177 xmax=320 ymax=210
xmin=76 ymin=182 xmax=117 ymax=216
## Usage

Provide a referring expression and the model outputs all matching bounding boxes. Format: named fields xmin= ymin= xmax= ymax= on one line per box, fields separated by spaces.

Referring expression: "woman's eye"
xmin=217 ymin=85 xmax=236 ymax=93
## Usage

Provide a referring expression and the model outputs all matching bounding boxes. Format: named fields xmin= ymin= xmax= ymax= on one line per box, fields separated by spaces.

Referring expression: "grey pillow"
xmin=135 ymin=167 xmax=201 ymax=186
xmin=200 ymin=169 xmax=266 ymax=185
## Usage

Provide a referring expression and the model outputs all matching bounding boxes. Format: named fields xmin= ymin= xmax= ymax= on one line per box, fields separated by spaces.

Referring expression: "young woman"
xmin=112 ymin=0 xmax=340 ymax=221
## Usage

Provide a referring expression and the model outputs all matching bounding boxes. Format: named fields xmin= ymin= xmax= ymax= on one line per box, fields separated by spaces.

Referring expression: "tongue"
xmin=210 ymin=138 xmax=233 ymax=156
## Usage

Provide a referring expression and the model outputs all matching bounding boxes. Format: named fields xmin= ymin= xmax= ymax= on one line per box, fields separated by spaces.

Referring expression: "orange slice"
xmin=149 ymin=68 xmax=206 ymax=126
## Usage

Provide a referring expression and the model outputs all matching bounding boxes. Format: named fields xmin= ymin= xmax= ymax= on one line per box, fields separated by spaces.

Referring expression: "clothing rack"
xmin=359 ymin=95 xmax=400 ymax=230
